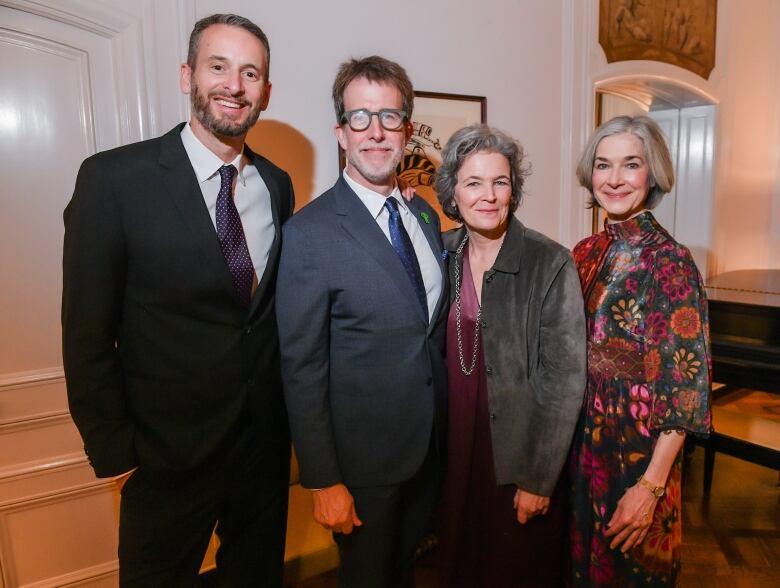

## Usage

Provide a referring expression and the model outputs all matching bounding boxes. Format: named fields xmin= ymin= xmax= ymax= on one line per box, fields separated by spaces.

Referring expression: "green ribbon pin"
xmin=420 ymin=212 xmax=430 ymax=224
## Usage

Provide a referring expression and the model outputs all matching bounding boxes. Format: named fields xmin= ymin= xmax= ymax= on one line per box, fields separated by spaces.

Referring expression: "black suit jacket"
xmin=62 ymin=124 xmax=295 ymax=478
xmin=276 ymin=177 xmax=448 ymax=489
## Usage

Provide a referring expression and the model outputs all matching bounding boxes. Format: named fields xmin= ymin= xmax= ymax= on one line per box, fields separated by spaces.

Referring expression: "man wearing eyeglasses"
xmin=276 ymin=56 xmax=447 ymax=586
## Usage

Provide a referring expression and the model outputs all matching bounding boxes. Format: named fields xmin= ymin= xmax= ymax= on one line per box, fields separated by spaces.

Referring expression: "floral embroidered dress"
xmin=569 ymin=211 xmax=711 ymax=587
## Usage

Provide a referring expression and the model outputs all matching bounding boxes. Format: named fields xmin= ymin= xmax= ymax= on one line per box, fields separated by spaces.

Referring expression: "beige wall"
xmin=709 ymin=0 xmax=780 ymax=274
xmin=178 ymin=0 xmax=780 ymax=273
xmin=176 ymin=0 xmax=573 ymax=243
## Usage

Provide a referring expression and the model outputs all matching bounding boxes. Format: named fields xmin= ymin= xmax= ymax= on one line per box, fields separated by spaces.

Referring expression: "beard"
xmin=346 ymin=143 xmax=405 ymax=186
xmin=190 ymin=77 xmax=262 ymax=138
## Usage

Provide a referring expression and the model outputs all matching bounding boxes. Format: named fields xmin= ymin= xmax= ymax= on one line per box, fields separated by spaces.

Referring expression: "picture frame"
xmin=339 ymin=91 xmax=487 ymax=230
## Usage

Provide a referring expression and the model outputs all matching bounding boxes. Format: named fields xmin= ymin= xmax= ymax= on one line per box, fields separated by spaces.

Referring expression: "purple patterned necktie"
xmin=216 ymin=164 xmax=254 ymax=305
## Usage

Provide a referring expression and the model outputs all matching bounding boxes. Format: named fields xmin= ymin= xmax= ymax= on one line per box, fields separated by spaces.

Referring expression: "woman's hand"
xmin=397 ymin=176 xmax=415 ymax=202
xmin=513 ymin=488 xmax=550 ymax=524
xmin=604 ymin=483 xmax=658 ymax=552
xmin=604 ymin=431 xmax=684 ymax=552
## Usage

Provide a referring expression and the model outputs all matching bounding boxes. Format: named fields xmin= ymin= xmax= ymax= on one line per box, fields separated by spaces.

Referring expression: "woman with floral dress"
xmin=569 ymin=115 xmax=711 ymax=587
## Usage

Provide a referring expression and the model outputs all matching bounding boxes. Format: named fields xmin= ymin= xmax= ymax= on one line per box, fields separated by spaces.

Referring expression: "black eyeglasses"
xmin=340 ymin=108 xmax=408 ymax=132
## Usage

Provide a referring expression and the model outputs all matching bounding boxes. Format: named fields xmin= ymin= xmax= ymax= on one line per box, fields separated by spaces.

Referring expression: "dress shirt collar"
xmin=180 ymin=123 xmax=247 ymax=187
xmin=342 ymin=170 xmax=405 ymax=219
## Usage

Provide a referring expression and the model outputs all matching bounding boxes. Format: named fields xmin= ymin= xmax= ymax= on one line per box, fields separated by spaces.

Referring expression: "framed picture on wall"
xmin=339 ymin=91 xmax=487 ymax=231
xmin=400 ymin=91 xmax=486 ymax=230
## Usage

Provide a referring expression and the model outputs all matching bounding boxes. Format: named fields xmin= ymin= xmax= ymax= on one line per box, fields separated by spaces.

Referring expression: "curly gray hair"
xmin=434 ymin=124 xmax=530 ymax=223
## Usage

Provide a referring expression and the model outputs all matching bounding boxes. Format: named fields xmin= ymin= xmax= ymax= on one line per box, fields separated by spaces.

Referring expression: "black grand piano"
xmin=699 ymin=269 xmax=780 ymax=492
xmin=708 ymin=269 xmax=780 ymax=393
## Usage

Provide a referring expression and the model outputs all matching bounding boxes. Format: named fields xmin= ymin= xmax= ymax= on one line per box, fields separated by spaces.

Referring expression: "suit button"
xmin=245 ymin=327 xmax=252 ymax=335
xmin=486 ymin=365 xmax=493 ymax=375
xmin=486 ymin=275 xmax=493 ymax=283
xmin=480 ymin=319 xmax=487 ymax=328
xmin=425 ymin=377 xmax=432 ymax=385
xmin=247 ymin=378 xmax=255 ymax=386
xmin=490 ymin=412 xmax=496 ymax=420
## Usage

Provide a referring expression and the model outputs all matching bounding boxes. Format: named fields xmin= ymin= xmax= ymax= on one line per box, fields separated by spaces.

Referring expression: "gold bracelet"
xmin=636 ymin=475 xmax=665 ymax=498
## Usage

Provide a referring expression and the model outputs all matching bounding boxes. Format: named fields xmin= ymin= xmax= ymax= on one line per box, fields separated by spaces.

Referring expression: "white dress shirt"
xmin=343 ymin=171 xmax=442 ymax=319
xmin=180 ymin=123 xmax=275 ymax=284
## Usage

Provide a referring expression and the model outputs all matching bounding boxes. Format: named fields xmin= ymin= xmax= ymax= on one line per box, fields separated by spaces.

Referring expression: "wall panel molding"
xmin=562 ymin=0 xmax=600 ymax=246
xmin=0 ymin=483 xmax=118 ymax=587
xmin=0 ymin=411 xmax=71 ymax=433
xmin=0 ymin=368 xmax=63 ymax=390
xmin=0 ymin=462 xmax=108 ymax=509
xmin=0 ymin=3 xmax=192 ymax=586
xmin=22 ymin=562 xmax=117 ymax=588
xmin=1 ymin=0 xmax=154 ymax=144
xmin=0 ymin=413 xmax=83 ymax=475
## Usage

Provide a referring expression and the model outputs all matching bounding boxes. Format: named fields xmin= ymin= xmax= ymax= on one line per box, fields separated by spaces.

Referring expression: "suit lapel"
xmin=406 ymin=197 xmax=448 ymax=331
xmin=158 ymin=126 xmax=238 ymax=300
xmin=247 ymin=151 xmax=283 ymax=317
xmin=334 ymin=178 xmax=429 ymax=324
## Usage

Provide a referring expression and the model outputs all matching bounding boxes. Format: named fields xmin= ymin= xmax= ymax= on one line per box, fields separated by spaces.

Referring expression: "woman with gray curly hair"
xmin=433 ymin=124 xmax=587 ymax=586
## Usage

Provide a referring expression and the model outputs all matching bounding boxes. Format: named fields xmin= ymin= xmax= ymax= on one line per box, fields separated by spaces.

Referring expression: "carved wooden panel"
xmin=599 ymin=0 xmax=717 ymax=79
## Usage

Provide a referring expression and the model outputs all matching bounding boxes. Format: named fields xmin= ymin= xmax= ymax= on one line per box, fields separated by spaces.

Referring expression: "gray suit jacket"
xmin=276 ymin=177 xmax=448 ymax=489
xmin=443 ymin=217 xmax=586 ymax=496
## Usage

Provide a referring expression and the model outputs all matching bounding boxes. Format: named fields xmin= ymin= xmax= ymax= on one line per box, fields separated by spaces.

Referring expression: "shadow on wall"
xmin=247 ymin=120 xmax=315 ymax=210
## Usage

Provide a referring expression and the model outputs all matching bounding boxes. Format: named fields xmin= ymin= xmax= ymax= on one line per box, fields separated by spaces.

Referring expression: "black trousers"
xmin=118 ymin=426 xmax=290 ymax=587
xmin=334 ymin=446 xmax=440 ymax=588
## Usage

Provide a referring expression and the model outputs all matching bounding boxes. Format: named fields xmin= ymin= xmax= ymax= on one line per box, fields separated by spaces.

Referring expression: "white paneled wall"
xmin=0 ymin=1 xmax=184 ymax=585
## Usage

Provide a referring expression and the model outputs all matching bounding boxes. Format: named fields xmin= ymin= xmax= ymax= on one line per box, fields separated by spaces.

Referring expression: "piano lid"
xmin=706 ymin=269 xmax=780 ymax=308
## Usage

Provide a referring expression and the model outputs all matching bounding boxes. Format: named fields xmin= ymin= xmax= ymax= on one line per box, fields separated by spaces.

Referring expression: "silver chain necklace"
xmin=454 ymin=235 xmax=482 ymax=375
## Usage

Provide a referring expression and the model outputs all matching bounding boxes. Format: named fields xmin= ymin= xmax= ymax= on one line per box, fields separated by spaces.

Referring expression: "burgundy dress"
xmin=437 ymin=245 xmax=566 ymax=588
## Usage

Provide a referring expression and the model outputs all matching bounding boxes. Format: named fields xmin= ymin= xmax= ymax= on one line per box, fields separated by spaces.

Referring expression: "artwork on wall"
xmin=398 ymin=91 xmax=486 ymax=230
xmin=599 ymin=0 xmax=717 ymax=79
xmin=339 ymin=91 xmax=486 ymax=231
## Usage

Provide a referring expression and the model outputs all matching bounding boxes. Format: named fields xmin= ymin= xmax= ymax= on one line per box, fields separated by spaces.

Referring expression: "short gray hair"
xmin=434 ymin=124 xmax=530 ymax=223
xmin=576 ymin=115 xmax=674 ymax=210
xmin=187 ymin=14 xmax=270 ymax=80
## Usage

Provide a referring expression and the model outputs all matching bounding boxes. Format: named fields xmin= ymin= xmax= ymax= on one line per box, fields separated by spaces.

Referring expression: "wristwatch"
xmin=636 ymin=476 xmax=666 ymax=498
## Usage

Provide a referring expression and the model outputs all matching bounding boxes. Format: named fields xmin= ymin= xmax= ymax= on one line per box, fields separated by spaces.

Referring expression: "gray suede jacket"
xmin=443 ymin=216 xmax=587 ymax=496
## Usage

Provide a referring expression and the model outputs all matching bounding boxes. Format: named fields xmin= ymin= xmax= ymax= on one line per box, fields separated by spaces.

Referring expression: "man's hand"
xmin=513 ymin=488 xmax=550 ymax=524
xmin=312 ymin=483 xmax=362 ymax=534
